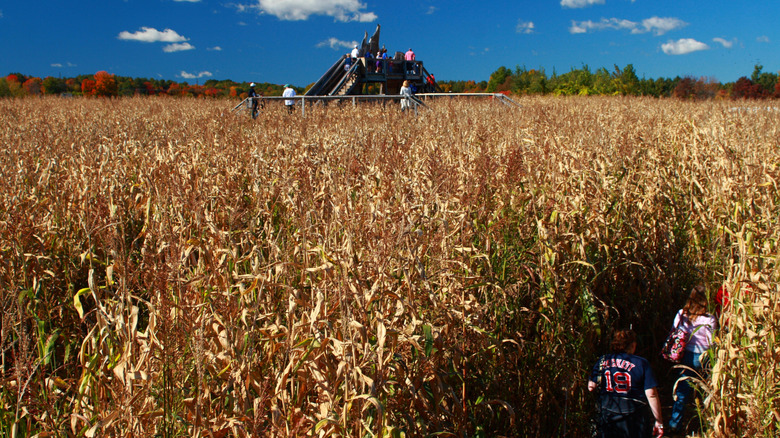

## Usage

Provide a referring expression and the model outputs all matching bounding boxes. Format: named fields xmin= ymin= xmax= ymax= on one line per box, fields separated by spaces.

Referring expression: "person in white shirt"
xmin=282 ymin=84 xmax=296 ymax=114
xmin=351 ymin=45 xmax=359 ymax=59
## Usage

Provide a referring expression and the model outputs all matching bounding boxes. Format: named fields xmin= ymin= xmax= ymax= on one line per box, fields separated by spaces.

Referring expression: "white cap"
xmin=250 ymin=82 xmax=256 ymax=87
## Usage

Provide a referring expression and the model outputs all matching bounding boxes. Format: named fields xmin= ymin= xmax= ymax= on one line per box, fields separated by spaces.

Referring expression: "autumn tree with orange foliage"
xmin=23 ymin=77 xmax=42 ymax=95
xmin=143 ymin=81 xmax=155 ymax=95
xmin=5 ymin=74 xmax=24 ymax=96
xmin=94 ymin=71 xmax=118 ymax=96
xmin=167 ymin=83 xmax=181 ymax=96
xmin=81 ymin=79 xmax=96 ymax=95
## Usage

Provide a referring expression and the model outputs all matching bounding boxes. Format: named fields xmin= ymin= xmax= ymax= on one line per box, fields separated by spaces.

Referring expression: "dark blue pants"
xmin=669 ymin=350 xmax=703 ymax=430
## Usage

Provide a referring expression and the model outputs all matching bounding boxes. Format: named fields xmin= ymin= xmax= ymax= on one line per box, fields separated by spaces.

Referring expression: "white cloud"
xmin=516 ymin=20 xmax=535 ymax=34
xmin=118 ymin=27 xmax=188 ymax=43
xmin=712 ymin=37 xmax=734 ymax=48
xmin=316 ymin=37 xmax=359 ymax=50
xmin=180 ymin=71 xmax=213 ymax=79
xmin=561 ymin=0 xmax=604 ymax=9
xmin=640 ymin=17 xmax=686 ymax=36
xmin=757 ymin=35 xmax=770 ymax=43
xmin=569 ymin=22 xmax=588 ymax=34
xmin=569 ymin=16 xmax=686 ymax=35
xmin=256 ymin=0 xmax=377 ymax=22
xmin=51 ymin=63 xmax=63 ymax=67
xmin=163 ymin=42 xmax=196 ymax=52
xmin=207 ymin=46 xmax=223 ymax=51
xmin=353 ymin=12 xmax=377 ymax=22
xmin=174 ymin=0 xmax=201 ymax=2
xmin=426 ymin=6 xmax=437 ymax=14
xmin=662 ymin=38 xmax=709 ymax=55
xmin=570 ymin=18 xmax=637 ymax=34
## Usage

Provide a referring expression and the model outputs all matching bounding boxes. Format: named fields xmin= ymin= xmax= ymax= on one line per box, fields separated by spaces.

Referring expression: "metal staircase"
xmin=302 ymin=24 xmax=440 ymax=97
xmin=331 ymin=64 xmax=360 ymax=95
xmin=305 ymin=56 xmax=349 ymax=97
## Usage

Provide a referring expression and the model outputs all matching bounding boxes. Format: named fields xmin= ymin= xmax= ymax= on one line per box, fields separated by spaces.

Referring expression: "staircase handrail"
xmin=330 ymin=62 xmax=361 ymax=95
xmin=231 ymin=97 xmax=250 ymax=112
xmin=306 ymin=56 xmax=348 ymax=96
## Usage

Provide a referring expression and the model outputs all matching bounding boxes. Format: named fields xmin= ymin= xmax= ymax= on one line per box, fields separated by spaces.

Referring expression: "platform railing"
xmin=233 ymin=94 xmax=427 ymax=116
xmin=418 ymin=92 xmax=521 ymax=106
xmin=232 ymin=92 xmax=519 ymax=117
xmin=363 ymin=58 xmax=424 ymax=79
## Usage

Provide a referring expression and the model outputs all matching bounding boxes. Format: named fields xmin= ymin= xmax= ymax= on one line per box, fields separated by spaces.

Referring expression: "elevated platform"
xmin=305 ymin=25 xmax=440 ymax=97
xmin=305 ymin=56 xmax=439 ymax=96
xmin=231 ymin=24 xmax=521 ymax=116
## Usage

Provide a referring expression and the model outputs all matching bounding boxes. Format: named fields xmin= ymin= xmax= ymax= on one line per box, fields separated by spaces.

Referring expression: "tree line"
xmin=440 ymin=64 xmax=780 ymax=99
xmin=3 ymin=64 xmax=779 ymax=99
xmin=0 ymin=72 xmax=294 ymax=98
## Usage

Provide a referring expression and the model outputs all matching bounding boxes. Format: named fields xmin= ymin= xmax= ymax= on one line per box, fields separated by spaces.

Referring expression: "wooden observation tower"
xmin=232 ymin=24 xmax=518 ymax=116
xmin=305 ymin=25 xmax=440 ymax=97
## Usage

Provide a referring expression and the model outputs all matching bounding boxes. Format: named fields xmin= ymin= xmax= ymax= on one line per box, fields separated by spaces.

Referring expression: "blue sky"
xmin=1 ymin=0 xmax=777 ymax=86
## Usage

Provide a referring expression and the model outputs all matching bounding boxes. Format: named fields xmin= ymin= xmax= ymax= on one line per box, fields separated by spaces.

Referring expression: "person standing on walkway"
xmin=589 ymin=329 xmax=664 ymax=437
xmin=400 ymin=80 xmax=412 ymax=112
xmin=248 ymin=82 xmax=259 ymax=119
xmin=283 ymin=84 xmax=296 ymax=114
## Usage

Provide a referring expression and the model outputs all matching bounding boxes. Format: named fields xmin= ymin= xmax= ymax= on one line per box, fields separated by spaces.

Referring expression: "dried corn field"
xmin=1 ymin=96 xmax=778 ymax=437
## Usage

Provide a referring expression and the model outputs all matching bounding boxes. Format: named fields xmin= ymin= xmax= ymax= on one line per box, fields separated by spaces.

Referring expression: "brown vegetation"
xmin=1 ymin=96 xmax=777 ymax=437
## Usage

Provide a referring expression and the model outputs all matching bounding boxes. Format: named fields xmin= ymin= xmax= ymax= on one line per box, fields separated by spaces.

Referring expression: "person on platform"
xmin=589 ymin=329 xmax=664 ymax=438
xmin=375 ymin=51 xmax=383 ymax=73
xmin=365 ymin=50 xmax=374 ymax=72
xmin=378 ymin=49 xmax=389 ymax=73
xmin=404 ymin=48 xmax=416 ymax=75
